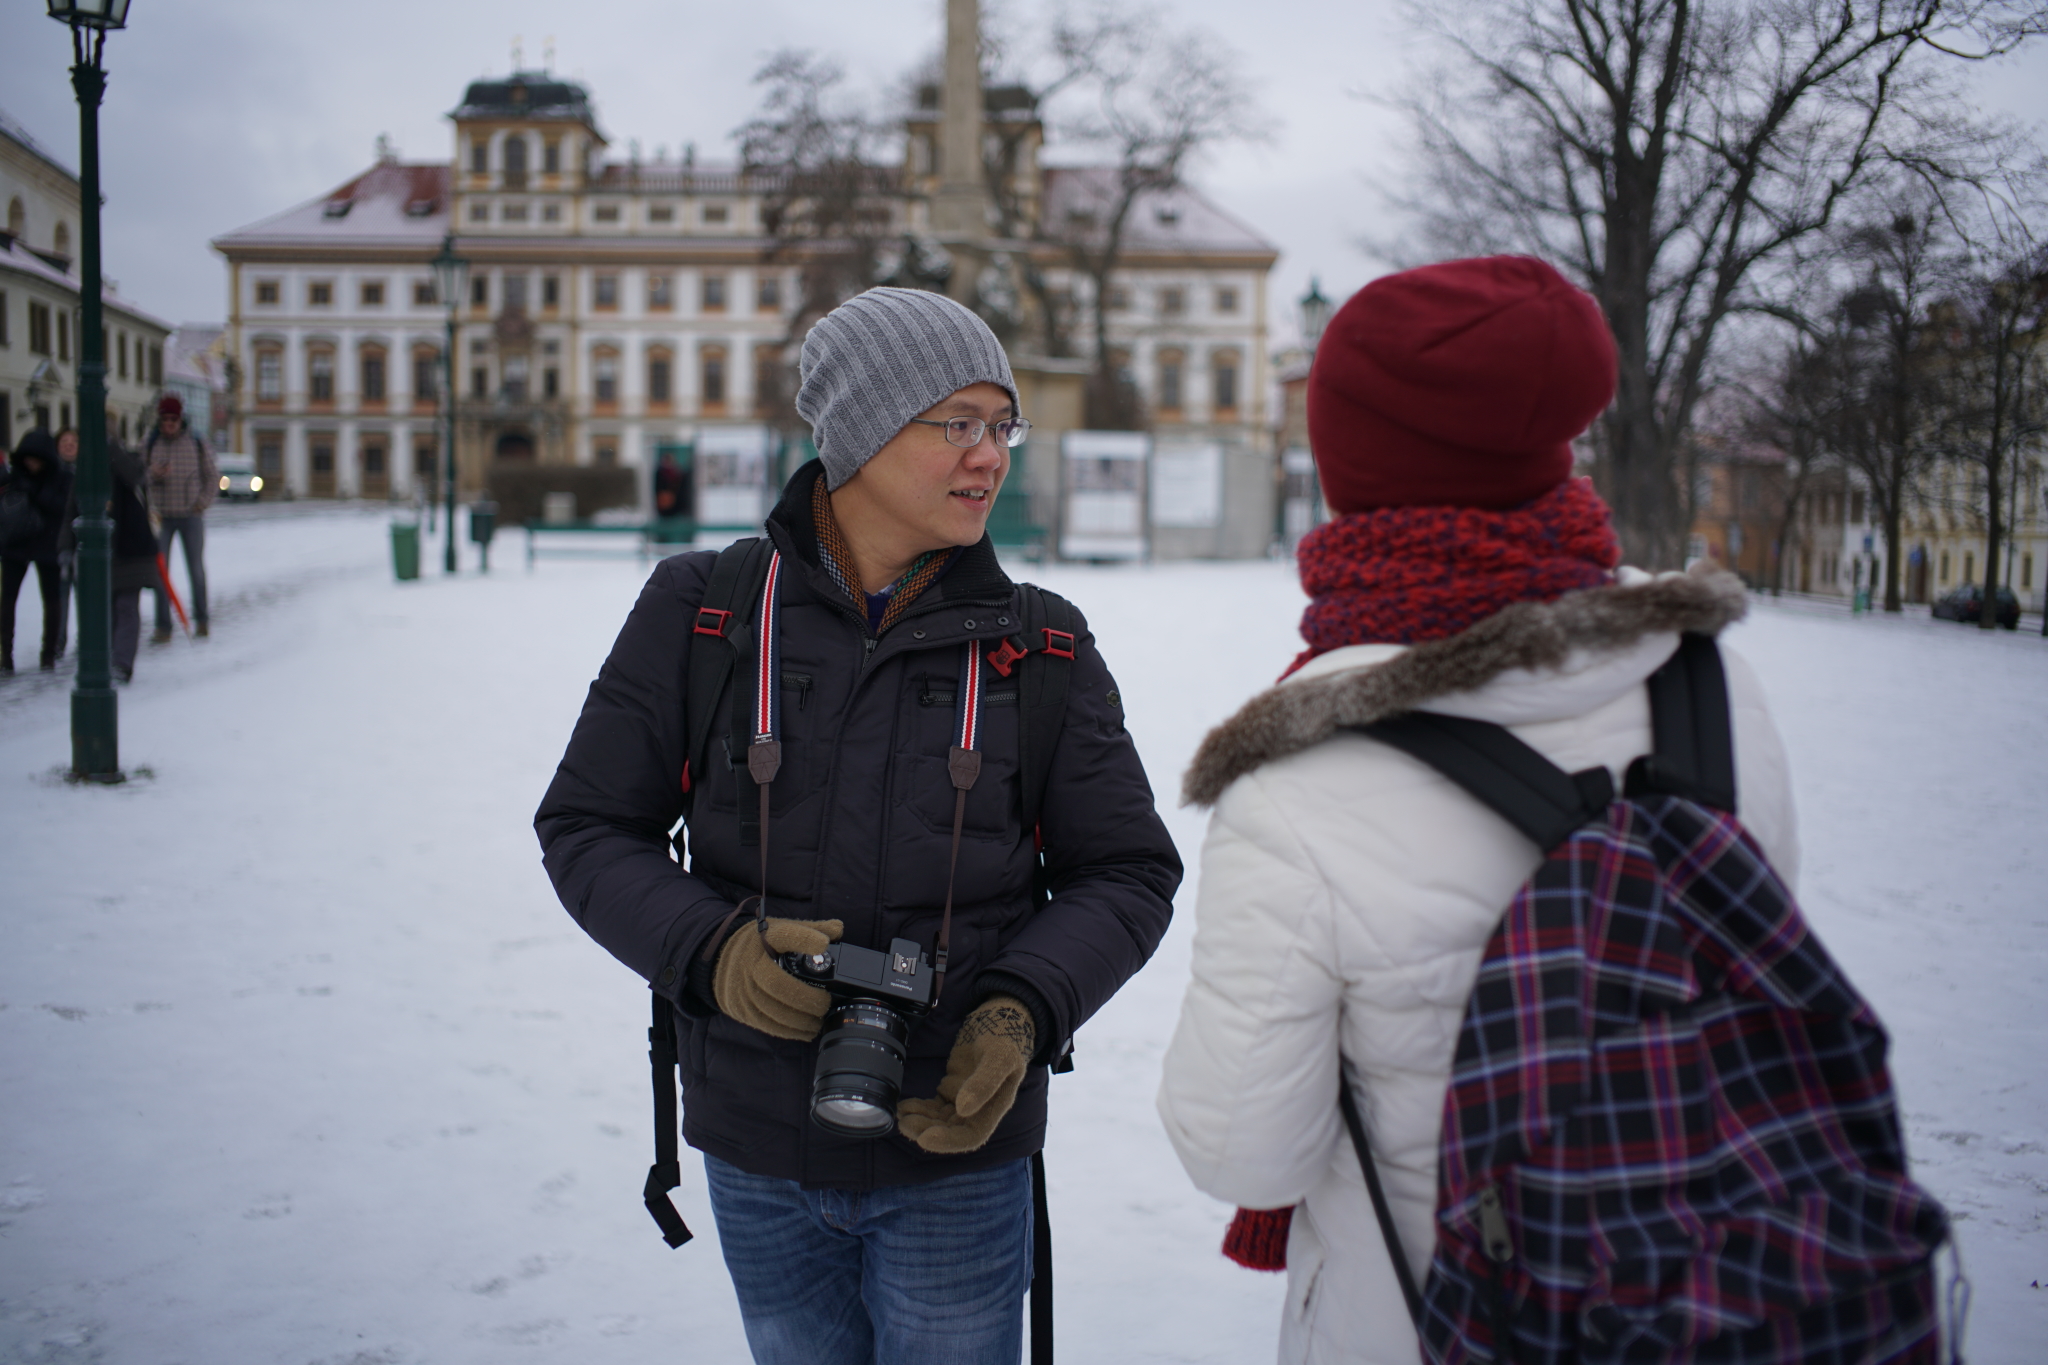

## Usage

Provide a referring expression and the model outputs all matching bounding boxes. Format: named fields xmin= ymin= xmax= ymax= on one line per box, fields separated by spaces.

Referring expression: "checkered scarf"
xmin=809 ymin=475 xmax=955 ymax=634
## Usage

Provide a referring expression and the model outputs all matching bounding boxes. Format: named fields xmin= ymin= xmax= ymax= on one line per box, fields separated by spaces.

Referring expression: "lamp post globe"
xmin=431 ymin=234 xmax=468 ymax=573
xmin=48 ymin=0 xmax=133 ymax=780
xmin=1300 ymin=276 xmax=1333 ymax=354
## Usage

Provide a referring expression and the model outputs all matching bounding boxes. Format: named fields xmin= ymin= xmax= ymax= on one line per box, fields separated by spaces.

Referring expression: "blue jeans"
xmin=153 ymin=514 xmax=207 ymax=631
xmin=704 ymin=1154 xmax=1033 ymax=1365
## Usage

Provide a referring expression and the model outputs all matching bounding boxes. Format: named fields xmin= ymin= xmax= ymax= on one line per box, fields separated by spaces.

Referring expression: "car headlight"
xmin=219 ymin=475 xmax=231 ymax=490
xmin=250 ymin=476 xmax=264 ymax=492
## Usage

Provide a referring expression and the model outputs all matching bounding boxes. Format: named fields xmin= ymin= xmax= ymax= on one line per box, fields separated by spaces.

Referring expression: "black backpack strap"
xmin=643 ymin=992 xmax=694 ymax=1248
xmin=683 ymin=536 xmax=773 ymax=816
xmin=1625 ymin=632 xmax=1737 ymax=813
xmin=1356 ymin=712 xmax=1615 ymax=853
xmin=1030 ymin=1149 xmax=1054 ymax=1365
xmin=1015 ymin=585 xmax=1077 ymax=832
xmin=1338 ymin=1071 xmax=1424 ymax=1328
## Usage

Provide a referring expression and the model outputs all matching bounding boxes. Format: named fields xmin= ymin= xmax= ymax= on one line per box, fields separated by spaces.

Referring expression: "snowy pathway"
xmin=1 ymin=512 xmax=2042 ymax=1363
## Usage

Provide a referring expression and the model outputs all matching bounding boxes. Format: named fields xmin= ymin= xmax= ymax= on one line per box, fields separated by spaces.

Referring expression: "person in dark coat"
xmin=1 ymin=430 xmax=75 ymax=672
xmin=107 ymin=441 xmax=159 ymax=682
xmin=535 ymin=287 xmax=1182 ymax=1365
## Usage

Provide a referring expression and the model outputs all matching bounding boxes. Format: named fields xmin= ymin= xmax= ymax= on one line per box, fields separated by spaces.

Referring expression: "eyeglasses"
xmin=906 ymin=415 xmax=1032 ymax=449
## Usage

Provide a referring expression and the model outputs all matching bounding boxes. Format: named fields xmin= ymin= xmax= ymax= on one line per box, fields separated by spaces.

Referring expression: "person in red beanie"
xmin=144 ymin=392 xmax=217 ymax=641
xmin=1157 ymin=257 xmax=1801 ymax=1363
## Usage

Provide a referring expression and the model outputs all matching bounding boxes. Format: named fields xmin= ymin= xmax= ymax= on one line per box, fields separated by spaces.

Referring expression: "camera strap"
xmin=936 ymin=639 xmax=985 ymax=1001
xmin=746 ymin=551 xmax=786 ymax=934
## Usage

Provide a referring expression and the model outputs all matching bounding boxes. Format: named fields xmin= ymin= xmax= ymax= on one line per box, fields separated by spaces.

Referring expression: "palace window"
xmin=149 ymin=344 xmax=162 ymax=387
xmin=543 ymin=140 xmax=561 ymax=174
xmin=648 ymin=274 xmax=674 ymax=311
xmin=116 ymin=331 xmax=128 ymax=379
xmin=594 ymin=274 xmax=619 ymax=310
xmin=308 ymin=281 xmax=333 ymax=307
xmin=650 ymin=205 xmax=675 ymax=223
xmin=308 ymin=347 xmax=336 ymax=404
xmin=647 ymin=347 xmax=673 ymax=407
xmin=1156 ymin=349 xmax=1185 ymax=414
xmin=28 ymin=301 xmax=50 ymax=356
xmin=503 ymin=135 xmax=528 ymax=187
xmin=256 ymin=280 xmax=280 ymax=305
xmin=413 ymin=280 xmax=435 ymax=306
xmin=542 ymin=275 xmax=561 ymax=309
xmin=470 ymin=139 xmax=488 ymax=174
xmin=360 ymin=345 xmax=387 ymax=404
xmin=502 ymin=203 xmax=529 ymax=223
xmin=757 ymin=274 xmax=782 ymax=312
xmin=542 ymin=203 xmax=561 ymax=223
xmin=1215 ymin=286 xmax=1239 ymax=314
xmin=469 ymin=202 xmax=490 ymax=222
xmin=361 ymin=281 xmax=385 ymax=307
xmin=255 ymin=346 xmax=283 ymax=403
xmin=413 ymin=346 xmax=439 ymax=404
xmin=257 ymin=432 xmax=284 ymax=485
xmin=503 ymin=274 xmax=528 ymax=313
xmin=593 ymin=348 xmax=620 ymax=407
xmin=703 ymin=203 xmax=730 ymax=224
xmin=594 ymin=204 xmax=621 ymax=223
xmin=1211 ymin=350 xmax=1240 ymax=417
xmin=701 ymin=345 xmax=728 ymax=414
xmin=470 ymin=275 xmax=489 ymax=308
xmin=1159 ymin=287 xmax=1186 ymax=317
xmin=58 ymin=314 xmax=68 ymax=363
xmin=701 ymin=273 xmax=728 ymax=312
xmin=471 ymin=366 xmax=488 ymax=399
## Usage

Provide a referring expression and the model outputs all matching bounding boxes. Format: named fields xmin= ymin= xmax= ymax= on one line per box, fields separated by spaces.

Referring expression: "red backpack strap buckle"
xmin=1041 ymin=628 xmax=1076 ymax=660
xmin=987 ymin=637 xmax=1028 ymax=678
xmin=693 ymin=607 xmax=733 ymax=637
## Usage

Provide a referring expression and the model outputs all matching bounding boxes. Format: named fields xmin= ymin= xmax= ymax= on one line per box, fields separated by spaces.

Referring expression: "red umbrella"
xmin=156 ymin=553 xmax=192 ymax=637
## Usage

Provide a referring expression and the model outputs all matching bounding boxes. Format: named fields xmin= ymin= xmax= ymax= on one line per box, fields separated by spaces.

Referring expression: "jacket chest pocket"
xmin=896 ymin=676 xmax=1020 ymax=839
xmin=701 ymin=670 xmax=817 ymax=824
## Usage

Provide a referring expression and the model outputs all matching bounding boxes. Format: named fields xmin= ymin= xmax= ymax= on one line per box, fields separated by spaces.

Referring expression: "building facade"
xmin=212 ymin=70 xmax=1279 ymax=556
xmin=2 ymin=111 xmax=170 ymax=454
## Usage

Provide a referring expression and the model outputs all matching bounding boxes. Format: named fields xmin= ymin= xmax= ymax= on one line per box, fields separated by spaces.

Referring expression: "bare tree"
xmin=1040 ymin=6 xmax=1267 ymax=427
xmin=1395 ymin=0 xmax=2042 ymax=567
xmin=736 ymin=52 xmax=901 ymax=431
xmin=1927 ymin=243 xmax=2048 ymax=626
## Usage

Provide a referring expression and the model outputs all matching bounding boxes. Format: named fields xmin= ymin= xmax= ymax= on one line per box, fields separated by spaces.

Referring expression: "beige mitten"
xmin=897 ymin=996 xmax=1035 ymax=1153
xmin=712 ymin=917 xmax=844 ymax=1041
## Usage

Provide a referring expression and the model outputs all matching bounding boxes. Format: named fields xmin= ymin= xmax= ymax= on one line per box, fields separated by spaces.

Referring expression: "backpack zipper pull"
xmin=1478 ymin=1185 xmax=1514 ymax=1263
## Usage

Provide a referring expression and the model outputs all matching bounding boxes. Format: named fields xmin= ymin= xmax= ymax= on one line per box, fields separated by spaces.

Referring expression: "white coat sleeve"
xmin=1157 ymin=770 xmax=1347 ymax=1210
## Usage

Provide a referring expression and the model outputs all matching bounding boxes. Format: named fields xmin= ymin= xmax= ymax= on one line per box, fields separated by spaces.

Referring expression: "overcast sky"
xmin=1 ymin=0 xmax=2043 ymax=344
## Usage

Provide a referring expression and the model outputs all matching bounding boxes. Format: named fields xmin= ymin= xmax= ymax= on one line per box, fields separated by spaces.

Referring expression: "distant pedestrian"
xmin=108 ymin=441 xmax=158 ymax=683
xmin=144 ymin=394 xmax=216 ymax=642
xmin=1 ymin=429 xmax=75 ymax=673
xmin=53 ymin=426 xmax=80 ymax=659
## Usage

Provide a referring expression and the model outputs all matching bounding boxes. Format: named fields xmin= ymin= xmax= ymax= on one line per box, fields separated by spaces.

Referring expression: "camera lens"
xmin=809 ymin=999 xmax=911 ymax=1137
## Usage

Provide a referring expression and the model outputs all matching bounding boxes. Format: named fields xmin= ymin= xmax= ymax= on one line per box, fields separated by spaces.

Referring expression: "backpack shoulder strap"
xmin=1356 ymin=711 xmax=1615 ymax=853
xmin=683 ymin=536 xmax=774 ymax=812
xmin=1015 ymin=584 xmax=1078 ymax=832
xmin=1624 ymin=632 xmax=1736 ymax=813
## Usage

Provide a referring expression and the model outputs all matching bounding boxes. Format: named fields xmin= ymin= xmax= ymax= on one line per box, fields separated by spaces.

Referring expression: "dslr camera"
xmin=778 ymin=936 xmax=935 ymax=1138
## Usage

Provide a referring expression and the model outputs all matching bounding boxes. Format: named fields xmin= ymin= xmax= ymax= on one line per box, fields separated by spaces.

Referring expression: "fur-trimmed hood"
xmin=1182 ymin=566 xmax=1748 ymax=807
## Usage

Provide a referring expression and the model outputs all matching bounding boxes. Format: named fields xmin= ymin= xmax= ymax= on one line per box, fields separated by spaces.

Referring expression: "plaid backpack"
xmin=1346 ymin=633 xmax=1954 ymax=1364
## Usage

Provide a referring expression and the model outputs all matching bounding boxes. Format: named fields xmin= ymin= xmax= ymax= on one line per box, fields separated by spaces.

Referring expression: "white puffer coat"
xmin=1158 ymin=569 xmax=1799 ymax=1365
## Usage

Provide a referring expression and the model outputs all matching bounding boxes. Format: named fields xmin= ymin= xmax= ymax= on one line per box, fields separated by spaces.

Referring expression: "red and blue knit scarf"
xmin=1284 ymin=476 xmax=1621 ymax=678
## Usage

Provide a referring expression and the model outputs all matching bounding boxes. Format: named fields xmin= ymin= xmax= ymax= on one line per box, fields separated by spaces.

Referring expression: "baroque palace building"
xmin=212 ymin=57 xmax=1278 ymax=552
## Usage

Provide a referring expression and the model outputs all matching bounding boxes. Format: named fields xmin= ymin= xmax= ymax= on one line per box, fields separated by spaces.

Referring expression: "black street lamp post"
xmin=431 ymin=234 xmax=468 ymax=574
xmin=48 ymin=0 xmax=133 ymax=782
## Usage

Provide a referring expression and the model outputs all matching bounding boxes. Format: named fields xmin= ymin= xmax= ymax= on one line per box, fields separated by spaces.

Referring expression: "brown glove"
xmin=896 ymin=995 xmax=1036 ymax=1154
xmin=712 ymin=917 xmax=844 ymax=1041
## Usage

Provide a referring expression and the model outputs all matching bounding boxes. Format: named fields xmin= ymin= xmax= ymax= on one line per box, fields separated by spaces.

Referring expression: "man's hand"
xmin=897 ymin=996 xmax=1035 ymax=1153
xmin=712 ymin=917 xmax=844 ymax=1041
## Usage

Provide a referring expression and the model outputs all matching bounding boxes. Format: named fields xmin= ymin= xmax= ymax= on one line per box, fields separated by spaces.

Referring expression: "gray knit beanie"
xmin=796 ymin=287 xmax=1020 ymax=490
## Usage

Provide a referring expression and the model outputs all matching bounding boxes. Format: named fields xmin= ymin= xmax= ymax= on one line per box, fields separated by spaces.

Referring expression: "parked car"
xmin=216 ymin=453 xmax=263 ymax=502
xmin=1930 ymin=582 xmax=2020 ymax=629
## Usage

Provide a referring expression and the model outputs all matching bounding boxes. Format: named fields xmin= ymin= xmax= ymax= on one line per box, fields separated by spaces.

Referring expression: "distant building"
xmin=212 ymin=57 xmax=1280 ymax=554
xmin=1 ymin=109 xmax=170 ymax=453
xmin=162 ymin=325 xmax=231 ymax=450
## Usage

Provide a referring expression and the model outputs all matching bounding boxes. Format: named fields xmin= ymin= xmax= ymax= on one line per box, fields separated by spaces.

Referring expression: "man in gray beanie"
xmin=536 ymin=286 xmax=1181 ymax=1363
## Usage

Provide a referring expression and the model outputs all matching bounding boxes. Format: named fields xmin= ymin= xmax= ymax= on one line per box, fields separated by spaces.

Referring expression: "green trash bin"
xmin=390 ymin=520 xmax=421 ymax=582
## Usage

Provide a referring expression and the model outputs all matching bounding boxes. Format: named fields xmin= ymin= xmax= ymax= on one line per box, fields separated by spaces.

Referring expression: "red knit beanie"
xmin=1307 ymin=256 xmax=1616 ymax=513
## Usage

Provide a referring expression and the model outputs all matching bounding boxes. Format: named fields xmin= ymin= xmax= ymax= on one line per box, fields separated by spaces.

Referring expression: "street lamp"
xmin=48 ymin=0 xmax=133 ymax=781
xmin=1300 ymin=277 xmax=1333 ymax=354
xmin=431 ymin=233 xmax=468 ymax=573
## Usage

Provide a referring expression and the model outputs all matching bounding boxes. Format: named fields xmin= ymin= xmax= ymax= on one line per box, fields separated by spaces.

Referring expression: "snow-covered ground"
xmin=1 ymin=509 xmax=2042 ymax=1364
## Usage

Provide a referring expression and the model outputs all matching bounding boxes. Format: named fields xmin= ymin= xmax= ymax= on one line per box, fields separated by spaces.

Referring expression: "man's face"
xmin=56 ymin=431 xmax=78 ymax=461
xmin=159 ymin=412 xmax=180 ymax=437
xmin=840 ymin=382 xmax=1012 ymax=552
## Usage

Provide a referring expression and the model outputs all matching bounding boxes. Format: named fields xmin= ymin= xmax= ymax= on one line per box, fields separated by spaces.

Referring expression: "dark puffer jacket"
xmin=1 ymin=436 xmax=73 ymax=563
xmin=535 ymin=461 xmax=1182 ymax=1190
